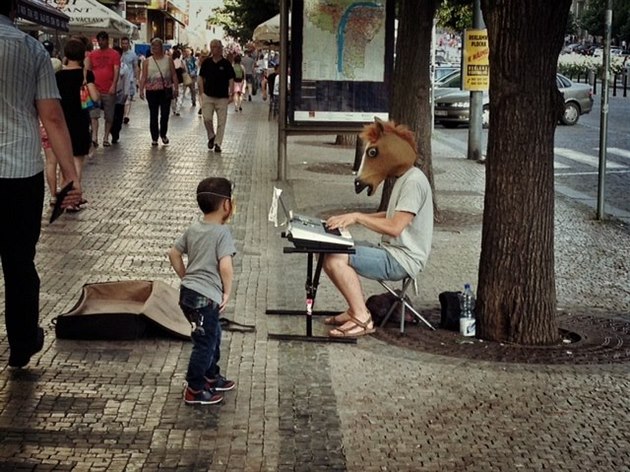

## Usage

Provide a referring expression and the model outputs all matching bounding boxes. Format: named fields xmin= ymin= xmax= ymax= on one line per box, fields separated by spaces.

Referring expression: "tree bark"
xmin=334 ymin=134 xmax=356 ymax=146
xmin=380 ymin=0 xmax=439 ymax=216
xmin=477 ymin=0 xmax=570 ymax=345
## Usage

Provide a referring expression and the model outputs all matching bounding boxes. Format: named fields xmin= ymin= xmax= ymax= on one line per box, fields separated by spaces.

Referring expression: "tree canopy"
xmin=211 ymin=0 xmax=279 ymax=43
xmin=579 ymin=0 xmax=630 ymax=44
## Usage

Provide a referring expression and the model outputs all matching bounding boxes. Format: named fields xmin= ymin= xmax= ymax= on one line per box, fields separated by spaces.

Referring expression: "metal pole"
xmin=277 ymin=0 xmax=289 ymax=181
xmin=467 ymin=0 xmax=484 ymax=161
xmin=596 ymin=1 xmax=612 ymax=220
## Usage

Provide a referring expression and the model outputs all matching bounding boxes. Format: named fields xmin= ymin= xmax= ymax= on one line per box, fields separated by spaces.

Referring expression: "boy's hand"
xmin=220 ymin=293 xmax=230 ymax=312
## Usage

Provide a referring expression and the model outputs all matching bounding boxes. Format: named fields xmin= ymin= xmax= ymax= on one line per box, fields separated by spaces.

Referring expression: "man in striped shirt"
xmin=0 ymin=0 xmax=82 ymax=368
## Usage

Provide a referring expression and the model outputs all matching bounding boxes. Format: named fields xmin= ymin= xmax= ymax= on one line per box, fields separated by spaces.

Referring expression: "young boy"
xmin=168 ymin=177 xmax=237 ymax=405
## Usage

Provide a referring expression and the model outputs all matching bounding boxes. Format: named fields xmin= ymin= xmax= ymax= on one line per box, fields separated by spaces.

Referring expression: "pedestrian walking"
xmin=85 ymin=31 xmax=119 ymax=148
xmin=0 ymin=0 xmax=82 ymax=369
xmin=120 ymin=36 xmax=139 ymax=125
xmin=199 ymin=39 xmax=235 ymax=153
xmin=168 ymin=177 xmax=237 ymax=405
xmin=138 ymin=37 xmax=178 ymax=146
xmin=232 ymin=54 xmax=246 ymax=112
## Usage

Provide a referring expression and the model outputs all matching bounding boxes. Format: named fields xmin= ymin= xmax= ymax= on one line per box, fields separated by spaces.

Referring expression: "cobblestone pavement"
xmin=1 ymin=96 xmax=629 ymax=471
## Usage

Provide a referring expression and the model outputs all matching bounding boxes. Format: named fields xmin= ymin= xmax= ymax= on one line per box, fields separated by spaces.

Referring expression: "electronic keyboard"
xmin=287 ymin=214 xmax=354 ymax=249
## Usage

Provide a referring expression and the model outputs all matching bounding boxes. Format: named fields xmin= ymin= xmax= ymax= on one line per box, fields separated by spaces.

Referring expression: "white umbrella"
xmin=43 ymin=0 xmax=139 ymax=38
xmin=253 ymin=14 xmax=290 ymax=44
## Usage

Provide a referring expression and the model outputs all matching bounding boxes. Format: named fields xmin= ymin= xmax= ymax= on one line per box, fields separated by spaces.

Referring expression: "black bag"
xmin=366 ymin=291 xmax=417 ymax=326
xmin=439 ymin=291 xmax=461 ymax=331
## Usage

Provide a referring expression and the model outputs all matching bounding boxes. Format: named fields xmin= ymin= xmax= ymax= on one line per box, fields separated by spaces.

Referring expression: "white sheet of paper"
xmin=268 ymin=187 xmax=283 ymax=227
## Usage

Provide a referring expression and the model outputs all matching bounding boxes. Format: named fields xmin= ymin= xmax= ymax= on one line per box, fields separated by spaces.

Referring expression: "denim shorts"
xmin=348 ymin=244 xmax=408 ymax=281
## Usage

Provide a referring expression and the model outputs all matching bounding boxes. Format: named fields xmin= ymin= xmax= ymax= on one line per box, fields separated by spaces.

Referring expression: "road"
xmin=434 ymin=93 xmax=630 ymax=223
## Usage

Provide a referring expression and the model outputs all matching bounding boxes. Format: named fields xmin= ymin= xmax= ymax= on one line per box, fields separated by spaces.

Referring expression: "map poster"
xmin=290 ymin=0 xmax=395 ymax=126
xmin=463 ymin=29 xmax=490 ymax=91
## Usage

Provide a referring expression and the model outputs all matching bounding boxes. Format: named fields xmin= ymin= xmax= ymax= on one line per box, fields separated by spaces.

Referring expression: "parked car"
xmin=434 ymin=65 xmax=459 ymax=81
xmin=433 ymin=72 xmax=593 ymax=128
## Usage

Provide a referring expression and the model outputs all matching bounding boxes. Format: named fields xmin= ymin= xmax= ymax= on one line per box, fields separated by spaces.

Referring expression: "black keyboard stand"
xmin=266 ymin=245 xmax=357 ymax=344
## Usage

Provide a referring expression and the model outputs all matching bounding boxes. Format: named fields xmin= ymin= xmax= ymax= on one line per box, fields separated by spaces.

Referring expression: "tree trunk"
xmin=380 ymin=0 xmax=439 ymax=216
xmin=477 ymin=0 xmax=570 ymax=345
xmin=334 ymin=134 xmax=356 ymax=146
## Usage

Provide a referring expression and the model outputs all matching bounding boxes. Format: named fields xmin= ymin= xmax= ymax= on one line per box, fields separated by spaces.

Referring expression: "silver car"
xmin=433 ymin=72 xmax=593 ymax=128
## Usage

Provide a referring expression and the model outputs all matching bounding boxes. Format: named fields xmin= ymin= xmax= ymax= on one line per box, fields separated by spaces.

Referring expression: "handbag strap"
xmin=153 ymin=56 xmax=168 ymax=89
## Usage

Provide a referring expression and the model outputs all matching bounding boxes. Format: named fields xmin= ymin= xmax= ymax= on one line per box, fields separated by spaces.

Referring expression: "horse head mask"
xmin=354 ymin=117 xmax=417 ymax=196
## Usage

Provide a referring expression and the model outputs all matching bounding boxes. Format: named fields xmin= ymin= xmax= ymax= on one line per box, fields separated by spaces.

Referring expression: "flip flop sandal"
xmin=324 ymin=311 xmax=352 ymax=326
xmin=329 ymin=312 xmax=375 ymax=338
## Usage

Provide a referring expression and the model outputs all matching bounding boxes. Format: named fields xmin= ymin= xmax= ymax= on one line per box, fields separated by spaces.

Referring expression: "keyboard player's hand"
xmin=325 ymin=213 xmax=357 ymax=231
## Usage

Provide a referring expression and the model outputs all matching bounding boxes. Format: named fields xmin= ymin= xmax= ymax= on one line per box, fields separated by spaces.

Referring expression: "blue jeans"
xmin=179 ymin=286 xmax=222 ymax=391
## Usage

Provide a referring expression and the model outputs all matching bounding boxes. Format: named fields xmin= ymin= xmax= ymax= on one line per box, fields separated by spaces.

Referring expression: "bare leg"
xmin=74 ymin=155 xmax=85 ymax=185
xmin=322 ymin=253 xmax=371 ymax=330
xmin=103 ymin=121 xmax=113 ymax=144
xmin=44 ymin=148 xmax=58 ymax=201
xmin=91 ymin=117 xmax=99 ymax=145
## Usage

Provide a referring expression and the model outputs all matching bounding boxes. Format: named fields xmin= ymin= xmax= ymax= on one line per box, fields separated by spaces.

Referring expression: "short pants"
xmin=348 ymin=243 xmax=408 ymax=281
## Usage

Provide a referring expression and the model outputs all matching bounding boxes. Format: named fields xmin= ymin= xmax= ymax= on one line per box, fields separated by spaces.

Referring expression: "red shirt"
xmin=89 ymin=48 xmax=119 ymax=93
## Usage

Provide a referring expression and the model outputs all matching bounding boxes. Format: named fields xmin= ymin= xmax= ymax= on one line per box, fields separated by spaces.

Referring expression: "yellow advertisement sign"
xmin=463 ymin=29 xmax=489 ymax=91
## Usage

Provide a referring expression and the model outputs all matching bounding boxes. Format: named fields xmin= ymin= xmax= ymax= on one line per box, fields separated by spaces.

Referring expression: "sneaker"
xmin=161 ymin=136 xmax=169 ymax=145
xmin=151 ymin=141 xmax=158 ymax=146
xmin=205 ymin=375 xmax=235 ymax=392
xmin=8 ymin=327 xmax=44 ymax=368
xmin=214 ymin=144 xmax=222 ymax=153
xmin=183 ymin=386 xmax=223 ymax=405
xmin=207 ymin=136 xmax=215 ymax=150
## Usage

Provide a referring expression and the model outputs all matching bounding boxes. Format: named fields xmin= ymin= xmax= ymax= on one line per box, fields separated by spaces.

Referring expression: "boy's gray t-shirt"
xmin=174 ymin=220 xmax=237 ymax=306
xmin=382 ymin=166 xmax=433 ymax=277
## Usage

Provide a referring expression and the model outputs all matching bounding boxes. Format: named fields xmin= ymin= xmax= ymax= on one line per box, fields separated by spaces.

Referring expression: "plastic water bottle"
xmin=459 ymin=283 xmax=476 ymax=337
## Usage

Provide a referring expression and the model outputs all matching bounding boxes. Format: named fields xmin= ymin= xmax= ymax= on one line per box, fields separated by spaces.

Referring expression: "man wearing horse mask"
xmin=323 ymin=118 xmax=433 ymax=337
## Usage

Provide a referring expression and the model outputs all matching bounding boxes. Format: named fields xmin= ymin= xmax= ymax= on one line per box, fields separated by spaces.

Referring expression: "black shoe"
xmin=207 ymin=136 xmax=215 ymax=150
xmin=248 ymin=95 xmax=252 ymax=101
xmin=123 ymin=117 xmax=129 ymax=124
xmin=214 ymin=144 xmax=222 ymax=153
xmin=161 ymin=136 xmax=169 ymax=145
xmin=198 ymin=108 xmax=202 ymax=115
xmin=8 ymin=327 xmax=44 ymax=368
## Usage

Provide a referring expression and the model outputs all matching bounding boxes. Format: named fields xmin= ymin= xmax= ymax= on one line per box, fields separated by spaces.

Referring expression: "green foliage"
xmin=579 ymin=0 xmax=630 ymax=44
xmin=436 ymin=0 xmax=473 ymax=31
xmin=211 ymin=0 xmax=279 ymax=42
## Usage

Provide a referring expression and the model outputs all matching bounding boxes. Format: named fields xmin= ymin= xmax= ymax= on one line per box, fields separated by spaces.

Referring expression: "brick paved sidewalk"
xmin=1 ymin=96 xmax=629 ymax=471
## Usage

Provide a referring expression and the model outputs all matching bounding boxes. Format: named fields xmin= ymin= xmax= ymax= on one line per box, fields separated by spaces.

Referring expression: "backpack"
xmin=438 ymin=291 xmax=462 ymax=331
xmin=366 ymin=291 xmax=417 ymax=326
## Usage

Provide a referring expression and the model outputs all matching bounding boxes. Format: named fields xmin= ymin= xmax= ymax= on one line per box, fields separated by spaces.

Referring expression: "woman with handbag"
xmin=138 ymin=37 xmax=178 ymax=146
xmin=53 ymin=38 xmax=98 ymax=211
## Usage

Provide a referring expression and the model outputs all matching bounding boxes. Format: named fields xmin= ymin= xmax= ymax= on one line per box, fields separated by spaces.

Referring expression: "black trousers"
xmin=110 ymin=103 xmax=125 ymax=142
xmin=146 ymin=90 xmax=171 ymax=141
xmin=0 ymin=172 xmax=44 ymax=354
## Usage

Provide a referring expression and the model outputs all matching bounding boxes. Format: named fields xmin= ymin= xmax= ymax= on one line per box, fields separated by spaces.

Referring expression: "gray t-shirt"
xmin=382 ymin=166 xmax=433 ymax=277
xmin=174 ymin=219 xmax=237 ymax=305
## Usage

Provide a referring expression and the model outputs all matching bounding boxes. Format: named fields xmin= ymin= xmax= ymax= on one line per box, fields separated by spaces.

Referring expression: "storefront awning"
xmin=17 ymin=0 xmax=70 ymax=31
